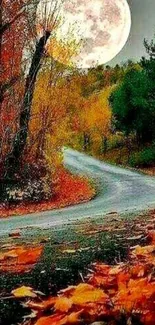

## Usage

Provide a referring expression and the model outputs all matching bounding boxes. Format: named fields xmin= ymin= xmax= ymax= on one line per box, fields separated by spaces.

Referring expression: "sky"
xmin=110 ymin=0 xmax=155 ymax=65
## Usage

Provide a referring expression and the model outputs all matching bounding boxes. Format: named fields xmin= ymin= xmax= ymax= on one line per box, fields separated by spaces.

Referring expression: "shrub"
xmin=129 ymin=146 xmax=155 ymax=167
xmin=108 ymin=133 xmax=125 ymax=150
xmin=0 ymin=159 xmax=53 ymax=204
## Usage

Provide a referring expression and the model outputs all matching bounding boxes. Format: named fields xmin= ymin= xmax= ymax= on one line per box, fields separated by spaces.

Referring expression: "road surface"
xmin=0 ymin=148 xmax=155 ymax=235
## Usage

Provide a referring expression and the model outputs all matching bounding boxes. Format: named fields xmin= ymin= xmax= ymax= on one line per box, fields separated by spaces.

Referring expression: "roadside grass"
xmin=90 ymin=145 xmax=155 ymax=176
xmin=74 ymin=136 xmax=155 ymax=175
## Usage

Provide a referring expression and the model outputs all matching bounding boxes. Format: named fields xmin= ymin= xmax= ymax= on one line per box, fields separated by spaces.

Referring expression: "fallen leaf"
xmin=12 ymin=286 xmax=37 ymax=298
xmin=34 ymin=314 xmax=65 ymax=325
xmin=71 ymin=283 xmax=108 ymax=305
xmin=25 ymin=297 xmax=56 ymax=310
xmin=62 ymin=249 xmax=76 ymax=254
xmin=132 ymin=245 xmax=155 ymax=256
xmin=54 ymin=297 xmax=72 ymax=312
xmin=0 ymin=245 xmax=43 ymax=273
xmin=9 ymin=230 xmax=21 ymax=238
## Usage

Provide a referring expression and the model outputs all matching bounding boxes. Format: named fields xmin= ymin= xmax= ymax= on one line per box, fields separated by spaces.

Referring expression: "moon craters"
xmin=100 ymin=0 xmax=121 ymax=25
xmin=94 ymin=31 xmax=111 ymax=47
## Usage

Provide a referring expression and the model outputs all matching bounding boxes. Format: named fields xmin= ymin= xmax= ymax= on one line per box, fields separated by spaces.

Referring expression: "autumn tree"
xmin=90 ymin=88 xmax=112 ymax=154
xmin=0 ymin=0 xmax=67 ymax=201
xmin=0 ymin=0 xmax=33 ymax=164
xmin=0 ymin=0 xmax=63 ymax=180
xmin=27 ymin=32 xmax=80 ymax=178
xmin=5 ymin=0 xmax=62 ymax=179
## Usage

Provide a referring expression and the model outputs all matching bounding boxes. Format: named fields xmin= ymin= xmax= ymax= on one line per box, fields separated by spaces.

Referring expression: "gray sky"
xmin=110 ymin=0 xmax=155 ymax=65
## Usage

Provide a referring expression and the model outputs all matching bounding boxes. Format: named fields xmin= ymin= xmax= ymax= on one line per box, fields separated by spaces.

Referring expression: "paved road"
xmin=0 ymin=148 xmax=155 ymax=235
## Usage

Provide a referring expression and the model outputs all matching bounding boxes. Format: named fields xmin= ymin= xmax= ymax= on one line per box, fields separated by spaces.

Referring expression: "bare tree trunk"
xmin=0 ymin=0 xmax=3 ymax=111
xmin=125 ymin=135 xmax=131 ymax=163
xmin=101 ymin=135 xmax=107 ymax=155
xmin=4 ymin=30 xmax=51 ymax=179
xmin=83 ymin=132 xmax=90 ymax=151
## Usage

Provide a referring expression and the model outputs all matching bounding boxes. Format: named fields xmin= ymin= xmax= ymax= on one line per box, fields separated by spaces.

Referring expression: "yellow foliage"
xmin=76 ymin=85 xmax=114 ymax=139
xmin=47 ymin=36 xmax=80 ymax=67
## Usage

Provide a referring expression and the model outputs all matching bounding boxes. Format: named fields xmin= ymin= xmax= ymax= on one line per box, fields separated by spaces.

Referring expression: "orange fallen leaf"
xmin=109 ymin=265 xmax=123 ymax=275
xmin=93 ymin=263 xmax=111 ymax=275
xmin=70 ymin=283 xmax=108 ymax=305
xmin=0 ymin=245 xmax=43 ymax=273
xmin=54 ymin=297 xmax=73 ymax=312
xmin=0 ymin=247 xmax=24 ymax=261
xmin=130 ymin=264 xmax=147 ymax=278
xmin=34 ymin=314 xmax=65 ymax=325
xmin=34 ymin=310 xmax=83 ymax=325
xmin=88 ymin=274 xmax=116 ymax=289
xmin=132 ymin=245 xmax=155 ymax=256
xmin=25 ymin=297 xmax=56 ymax=310
xmin=64 ymin=310 xmax=83 ymax=323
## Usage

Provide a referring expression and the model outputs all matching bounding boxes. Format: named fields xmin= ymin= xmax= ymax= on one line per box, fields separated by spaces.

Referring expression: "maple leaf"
xmin=11 ymin=286 xmax=37 ymax=298
xmin=70 ymin=283 xmax=109 ymax=305
xmin=54 ymin=297 xmax=73 ymax=312
xmin=25 ymin=297 xmax=56 ymax=310
xmin=0 ymin=245 xmax=43 ymax=273
xmin=63 ymin=310 xmax=83 ymax=324
xmin=109 ymin=265 xmax=124 ymax=275
xmin=132 ymin=245 xmax=155 ymax=256
xmin=117 ymin=271 xmax=131 ymax=290
xmin=34 ymin=311 xmax=83 ymax=325
xmin=34 ymin=314 xmax=65 ymax=325
xmin=93 ymin=263 xmax=111 ymax=275
xmin=130 ymin=264 xmax=146 ymax=277
xmin=88 ymin=274 xmax=116 ymax=289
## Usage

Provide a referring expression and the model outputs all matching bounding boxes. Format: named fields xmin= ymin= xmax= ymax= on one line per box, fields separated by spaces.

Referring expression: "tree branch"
xmin=0 ymin=76 xmax=20 ymax=104
xmin=0 ymin=0 xmax=39 ymax=36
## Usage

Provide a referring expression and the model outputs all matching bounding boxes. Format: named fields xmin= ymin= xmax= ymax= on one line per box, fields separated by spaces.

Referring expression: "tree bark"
xmin=125 ymin=136 xmax=131 ymax=163
xmin=4 ymin=30 xmax=51 ymax=179
xmin=0 ymin=0 xmax=38 ymax=37
xmin=83 ymin=132 xmax=90 ymax=151
xmin=0 ymin=0 xmax=3 ymax=112
xmin=101 ymin=135 xmax=107 ymax=155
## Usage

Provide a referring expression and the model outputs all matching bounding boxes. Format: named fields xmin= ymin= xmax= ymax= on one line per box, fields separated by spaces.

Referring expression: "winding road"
xmin=0 ymin=148 xmax=155 ymax=235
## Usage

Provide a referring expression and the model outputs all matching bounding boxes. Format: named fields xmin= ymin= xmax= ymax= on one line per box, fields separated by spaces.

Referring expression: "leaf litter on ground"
xmin=2 ymin=209 xmax=155 ymax=324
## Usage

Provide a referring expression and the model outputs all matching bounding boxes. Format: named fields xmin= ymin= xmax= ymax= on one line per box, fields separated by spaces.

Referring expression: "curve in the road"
xmin=0 ymin=148 xmax=155 ymax=235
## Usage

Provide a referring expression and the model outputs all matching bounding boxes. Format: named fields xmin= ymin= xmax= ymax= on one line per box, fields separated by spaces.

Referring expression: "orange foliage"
xmin=35 ymin=311 xmax=83 ymax=325
xmin=17 ymin=229 xmax=155 ymax=325
xmin=0 ymin=245 xmax=43 ymax=273
xmin=0 ymin=169 xmax=95 ymax=218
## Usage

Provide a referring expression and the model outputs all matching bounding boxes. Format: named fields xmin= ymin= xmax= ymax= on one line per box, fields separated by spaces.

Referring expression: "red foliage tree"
xmin=0 ymin=0 xmax=33 ymax=166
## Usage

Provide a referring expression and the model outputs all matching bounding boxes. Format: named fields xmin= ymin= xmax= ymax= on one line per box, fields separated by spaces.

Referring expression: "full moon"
xmin=56 ymin=0 xmax=131 ymax=68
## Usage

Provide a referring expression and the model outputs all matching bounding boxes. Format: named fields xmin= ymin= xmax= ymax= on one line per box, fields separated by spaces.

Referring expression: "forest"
xmin=0 ymin=0 xmax=155 ymax=210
